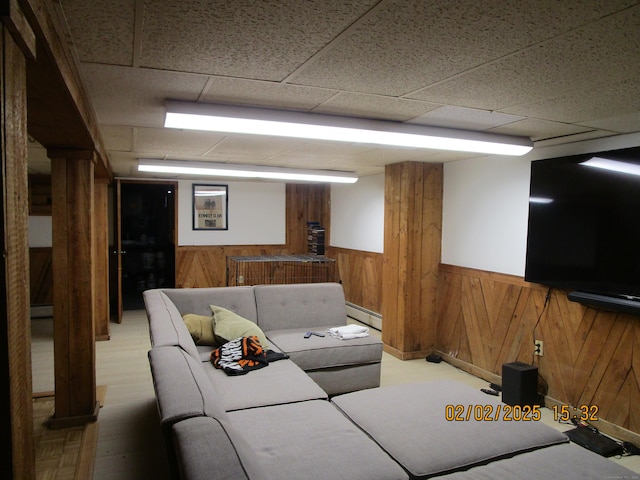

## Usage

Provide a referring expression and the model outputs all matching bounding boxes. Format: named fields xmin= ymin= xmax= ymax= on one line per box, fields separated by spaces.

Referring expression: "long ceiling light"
xmin=137 ymin=159 xmax=358 ymax=183
xmin=164 ymin=101 xmax=533 ymax=156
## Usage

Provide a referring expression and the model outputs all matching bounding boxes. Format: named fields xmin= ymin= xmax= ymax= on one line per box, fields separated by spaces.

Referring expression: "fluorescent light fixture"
xmin=138 ymin=159 xmax=358 ymax=184
xmin=164 ymin=101 xmax=533 ymax=156
xmin=581 ymin=157 xmax=640 ymax=177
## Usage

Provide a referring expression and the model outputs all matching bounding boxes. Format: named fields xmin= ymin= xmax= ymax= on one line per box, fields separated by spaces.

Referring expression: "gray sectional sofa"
xmin=143 ymin=282 xmax=639 ymax=480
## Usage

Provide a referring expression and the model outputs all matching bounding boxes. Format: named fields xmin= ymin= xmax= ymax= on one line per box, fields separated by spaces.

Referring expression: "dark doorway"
xmin=117 ymin=181 xmax=176 ymax=312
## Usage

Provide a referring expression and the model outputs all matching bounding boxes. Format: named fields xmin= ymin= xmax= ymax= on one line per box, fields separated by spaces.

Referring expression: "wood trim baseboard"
xmin=384 ymin=344 xmax=432 ymax=361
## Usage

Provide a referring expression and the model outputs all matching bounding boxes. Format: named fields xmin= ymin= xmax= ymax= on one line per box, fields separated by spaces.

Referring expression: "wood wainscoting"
xmin=327 ymin=246 xmax=383 ymax=315
xmin=437 ymin=263 xmax=640 ymax=435
xmin=176 ymin=246 xmax=294 ymax=288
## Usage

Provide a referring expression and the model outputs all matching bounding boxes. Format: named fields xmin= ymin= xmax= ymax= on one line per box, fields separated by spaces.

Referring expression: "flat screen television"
xmin=524 ymin=146 xmax=640 ymax=314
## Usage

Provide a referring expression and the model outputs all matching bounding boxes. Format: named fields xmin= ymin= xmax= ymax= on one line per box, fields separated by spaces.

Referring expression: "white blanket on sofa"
xmin=328 ymin=324 xmax=369 ymax=340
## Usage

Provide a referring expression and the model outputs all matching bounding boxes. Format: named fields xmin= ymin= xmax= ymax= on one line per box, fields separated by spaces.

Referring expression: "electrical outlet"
xmin=534 ymin=340 xmax=544 ymax=356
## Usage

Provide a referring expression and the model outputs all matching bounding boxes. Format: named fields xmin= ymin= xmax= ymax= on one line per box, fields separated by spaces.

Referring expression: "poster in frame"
xmin=193 ymin=184 xmax=228 ymax=230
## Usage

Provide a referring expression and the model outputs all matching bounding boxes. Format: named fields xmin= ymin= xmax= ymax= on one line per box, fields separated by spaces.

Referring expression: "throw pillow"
xmin=182 ymin=313 xmax=215 ymax=346
xmin=210 ymin=305 xmax=269 ymax=348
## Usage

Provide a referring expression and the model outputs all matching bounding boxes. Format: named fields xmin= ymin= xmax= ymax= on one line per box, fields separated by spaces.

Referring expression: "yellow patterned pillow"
xmin=182 ymin=313 xmax=215 ymax=346
xmin=210 ymin=305 xmax=269 ymax=348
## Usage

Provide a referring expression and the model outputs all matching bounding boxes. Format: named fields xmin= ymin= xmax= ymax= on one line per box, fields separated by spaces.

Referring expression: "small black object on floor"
xmin=425 ymin=354 xmax=442 ymax=363
xmin=564 ymin=426 xmax=624 ymax=457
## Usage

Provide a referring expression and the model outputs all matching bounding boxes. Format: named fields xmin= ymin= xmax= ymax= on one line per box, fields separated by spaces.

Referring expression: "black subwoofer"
xmin=502 ymin=362 xmax=538 ymax=407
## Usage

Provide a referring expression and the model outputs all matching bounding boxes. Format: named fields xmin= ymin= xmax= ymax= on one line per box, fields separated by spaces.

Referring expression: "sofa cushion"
xmin=182 ymin=313 xmax=215 ymax=346
xmin=331 ymin=380 xmax=569 ymax=478
xmin=226 ymin=400 xmax=409 ymax=480
xmin=306 ymin=362 xmax=381 ymax=396
xmin=162 ymin=286 xmax=258 ymax=321
xmin=144 ymin=290 xmax=200 ymax=360
xmin=202 ymin=359 xmax=327 ymax=411
xmin=254 ymin=282 xmax=348 ymax=332
xmin=172 ymin=417 xmax=249 ymax=480
xmin=265 ymin=327 xmax=382 ymax=370
xmin=148 ymin=346 xmax=229 ymax=425
xmin=210 ymin=305 xmax=269 ymax=348
xmin=432 ymin=443 xmax=638 ymax=480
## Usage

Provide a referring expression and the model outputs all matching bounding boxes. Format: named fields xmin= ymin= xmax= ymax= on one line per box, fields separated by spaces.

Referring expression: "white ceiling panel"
xmin=410 ymin=106 xmax=525 ymax=131
xmin=139 ymin=0 xmax=379 ymax=80
xmin=200 ymin=77 xmax=337 ymax=111
xmin=313 ymin=93 xmax=440 ymax=121
xmin=81 ymin=64 xmax=209 ymax=127
xmin=489 ymin=118 xmax=594 ymax=142
xmin=49 ymin=0 xmax=640 ymax=178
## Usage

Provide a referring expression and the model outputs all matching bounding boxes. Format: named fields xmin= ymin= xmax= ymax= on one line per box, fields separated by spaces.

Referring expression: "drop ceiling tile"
xmin=408 ymin=5 xmax=640 ymax=110
xmin=313 ymin=93 xmax=440 ymax=121
xmin=200 ymin=77 xmax=336 ymax=111
xmin=533 ymin=129 xmax=618 ymax=147
xmin=139 ymin=0 xmax=378 ymax=80
xmin=501 ymin=76 xmax=640 ymax=124
xmin=409 ymin=106 xmax=524 ymax=130
xmin=100 ymin=125 xmax=134 ymax=151
xmin=288 ymin=0 xmax=637 ymax=96
xmin=81 ymin=64 xmax=208 ymax=127
xmin=579 ymin=111 xmax=640 ymax=133
xmin=489 ymin=118 xmax=593 ymax=142
xmin=135 ymin=127 xmax=227 ymax=156
xmin=204 ymin=136 xmax=308 ymax=160
xmin=352 ymin=148 xmax=445 ymax=167
xmin=106 ymin=151 xmax=141 ymax=177
xmin=61 ymin=0 xmax=135 ymax=65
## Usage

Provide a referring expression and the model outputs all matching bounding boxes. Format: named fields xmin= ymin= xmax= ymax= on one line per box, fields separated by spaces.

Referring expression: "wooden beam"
xmin=18 ymin=0 xmax=112 ymax=180
xmin=1 ymin=8 xmax=36 ymax=478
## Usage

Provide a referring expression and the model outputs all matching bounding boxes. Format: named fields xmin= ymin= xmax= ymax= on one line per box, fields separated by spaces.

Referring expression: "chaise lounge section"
xmin=143 ymin=282 xmax=639 ymax=480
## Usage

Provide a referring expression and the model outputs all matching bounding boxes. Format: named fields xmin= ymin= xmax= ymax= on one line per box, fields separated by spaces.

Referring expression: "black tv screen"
xmin=525 ymin=146 xmax=640 ymax=300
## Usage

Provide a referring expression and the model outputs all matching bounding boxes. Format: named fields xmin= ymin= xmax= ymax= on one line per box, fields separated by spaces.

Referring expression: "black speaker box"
xmin=502 ymin=362 xmax=538 ymax=407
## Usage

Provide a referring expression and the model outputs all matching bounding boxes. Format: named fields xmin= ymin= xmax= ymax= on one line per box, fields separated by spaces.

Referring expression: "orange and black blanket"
xmin=211 ymin=336 xmax=288 ymax=376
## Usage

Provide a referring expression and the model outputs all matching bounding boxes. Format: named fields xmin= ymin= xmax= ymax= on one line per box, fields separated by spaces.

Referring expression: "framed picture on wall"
xmin=192 ymin=184 xmax=228 ymax=230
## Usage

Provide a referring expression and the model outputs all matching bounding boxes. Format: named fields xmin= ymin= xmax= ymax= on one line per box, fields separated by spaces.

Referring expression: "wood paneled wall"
xmin=176 ymin=184 xmax=330 ymax=288
xmin=285 ymin=183 xmax=330 ymax=253
xmin=437 ymin=264 xmax=640 ymax=435
xmin=327 ymin=246 xmax=383 ymax=314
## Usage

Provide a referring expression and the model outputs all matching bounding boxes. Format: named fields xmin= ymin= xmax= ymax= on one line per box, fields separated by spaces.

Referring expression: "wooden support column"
xmin=382 ymin=162 xmax=443 ymax=360
xmin=49 ymin=149 xmax=99 ymax=428
xmin=1 ymin=1 xmax=37 ymax=478
xmin=94 ymin=178 xmax=110 ymax=340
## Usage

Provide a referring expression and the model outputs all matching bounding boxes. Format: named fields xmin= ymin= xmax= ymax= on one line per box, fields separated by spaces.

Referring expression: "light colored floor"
xmin=31 ymin=310 xmax=640 ymax=478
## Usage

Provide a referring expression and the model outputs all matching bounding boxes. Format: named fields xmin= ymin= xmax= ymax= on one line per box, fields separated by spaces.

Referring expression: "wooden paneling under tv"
xmin=437 ymin=263 xmax=640 ymax=436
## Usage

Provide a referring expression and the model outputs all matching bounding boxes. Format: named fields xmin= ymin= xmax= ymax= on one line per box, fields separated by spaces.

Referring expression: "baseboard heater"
xmin=345 ymin=302 xmax=382 ymax=331
xmin=567 ymin=291 xmax=640 ymax=316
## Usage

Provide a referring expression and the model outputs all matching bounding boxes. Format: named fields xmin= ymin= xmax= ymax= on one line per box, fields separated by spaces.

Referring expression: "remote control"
xmin=304 ymin=332 xmax=312 ymax=338
xmin=489 ymin=383 xmax=502 ymax=392
xmin=311 ymin=332 xmax=325 ymax=337
xmin=481 ymin=388 xmax=499 ymax=396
